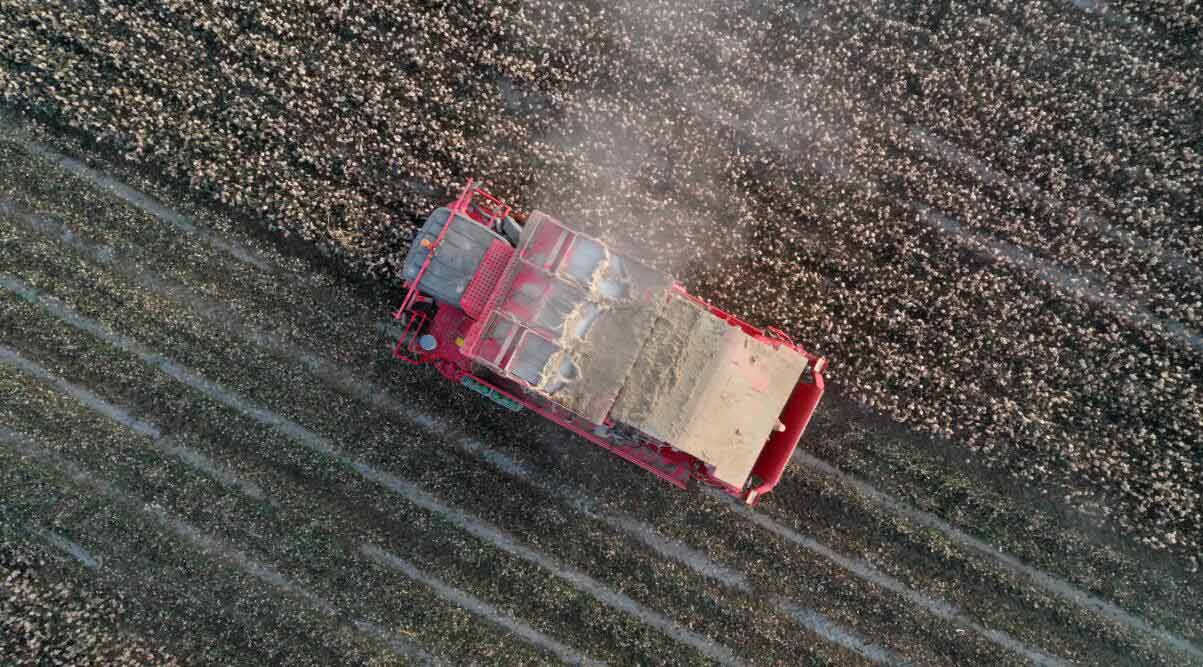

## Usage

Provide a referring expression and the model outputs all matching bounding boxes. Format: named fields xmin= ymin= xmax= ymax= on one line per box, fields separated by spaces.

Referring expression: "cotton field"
xmin=2 ymin=0 xmax=1201 ymax=664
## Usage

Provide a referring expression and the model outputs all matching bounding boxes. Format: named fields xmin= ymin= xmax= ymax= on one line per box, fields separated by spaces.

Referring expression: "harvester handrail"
xmin=391 ymin=308 xmax=429 ymax=364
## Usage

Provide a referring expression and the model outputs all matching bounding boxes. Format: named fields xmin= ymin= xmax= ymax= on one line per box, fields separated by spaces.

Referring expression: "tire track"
xmin=1 ymin=356 xmax=604 ymax=666
xmin=360 ymin=544 xmax=604 ymax=667
xmin=31 ymin=525 xmax=100 ymax=570
xmin=777 ymin=602 xmax=898 ymax=666
xmin=1 ymin=426 xmax=439 ymax=666
xmin=0 ymin=344 xmax=268 ymax=503
xmin=0 ymin=273 xmax=745 ymax=666
xmin=794 ymin=451 xmax=1203 ymax=663
xmin=712 ymin=490 xmax=1069 ymax=667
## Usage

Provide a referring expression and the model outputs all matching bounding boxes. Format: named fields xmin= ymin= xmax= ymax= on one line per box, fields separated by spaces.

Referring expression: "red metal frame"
xmin=392 ymin=181 xmax=826 ymax=504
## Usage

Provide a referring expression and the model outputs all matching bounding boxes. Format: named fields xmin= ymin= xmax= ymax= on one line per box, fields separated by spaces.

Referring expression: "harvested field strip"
xmin=360 ymin=544 xmax=603 ymax=667
xmin=0 ymin=124 xmax=1188 ymax=650
xmin=759 ymin=467 xmax=1157 ymax=661
xmin=718 ymin=493 xmax=1067 ymax=667
xmin=468 ymin=397 xmax=1193 ymax=664
xmin=0 ymin=243 xmax=996 ymax=659
xmin=1 ymin=186 xmax=748 ymax=597
xmin=349 ymin=462 xmax=744 ymax=667
xmin=0 ymin=428 xmax=387 ymax=666
xmin=9 ymin=441 xmax=441 ymax=666
xmin=8 ymin=128 xmax=274 ymax=272
xmin=526 ymin=404 xmax=1158 ymax=666
xmin=0 ymin=129 xmax=378 ymax=371
xmin=0 ymin=227 xmax=835 ymax=665
xmin=0 ymin=288 xmax=779 ymax=665
xmin=794 ymin=451 xmax=1203 ymax=662
xmin=1 ymin=524 xmax=182 ymax=666
xmin=0 ymin=206 xmax=888 ymax=663
xmin=430 ymin=413 xmax=1059 ymax=664
xmin=407 ymin=418 xmax=902 ymax=665
xmin=0 ymin=173 xmax=1174 ymax=659
xmin=805 ymin=397 xmax=1203 ymax=644
xmin=0 ymin=362 xmax=595 ymax=665
xmin=0 ymin=201 xmax=1101 ymax=659
xmin=0 ymin=345 xmax=268 ymax=503
xmin=358 ymin=378 xmax=1077 ymax=666
xmin=527 ymin=429 xmax=1017 ymax=665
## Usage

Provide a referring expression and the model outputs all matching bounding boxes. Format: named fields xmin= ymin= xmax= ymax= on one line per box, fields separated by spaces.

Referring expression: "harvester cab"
xmin=393 ymin=182 xmax=517 ymax=359
xmin=391 ymin=180 xmax=826 ymax=504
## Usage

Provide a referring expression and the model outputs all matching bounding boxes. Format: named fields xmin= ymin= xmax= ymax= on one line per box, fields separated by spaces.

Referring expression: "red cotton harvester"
xmin=390 ymin=180 xmax=826 ymax=504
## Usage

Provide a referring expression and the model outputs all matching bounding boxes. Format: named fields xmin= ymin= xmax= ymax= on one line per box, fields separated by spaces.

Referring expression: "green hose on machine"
xmin=460 ymin=376 xmax=524 ymax=412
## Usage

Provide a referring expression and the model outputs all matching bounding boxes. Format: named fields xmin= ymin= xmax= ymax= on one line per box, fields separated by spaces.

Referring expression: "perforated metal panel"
xmin=461 ymin=239 xmax=514 ymax=319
